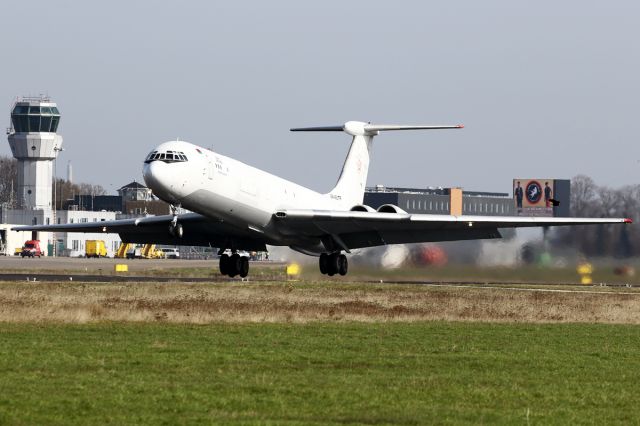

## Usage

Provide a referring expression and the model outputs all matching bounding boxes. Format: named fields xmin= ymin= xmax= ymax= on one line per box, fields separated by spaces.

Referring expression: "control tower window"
xmin=29 ymin=116 xmax=40 ymax=132
xmin=50 ymin=116 xmax=60 ymax=132
xmin=40 ymin=116 xmax=52 ymax=132
xmin=11 ymin=105 xmax=61 ymax=132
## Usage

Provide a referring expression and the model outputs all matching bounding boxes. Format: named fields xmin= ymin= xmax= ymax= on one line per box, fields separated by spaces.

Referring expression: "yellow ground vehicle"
xmin=142 ymin=244 xmax=164 ymax=259
xmin=86 ymin=240 xmax=108 ymax=258
xmin=124 ymin=244 xmax=164 ymax=259
xmin=116 ymin=243 xmax=132 ymax=258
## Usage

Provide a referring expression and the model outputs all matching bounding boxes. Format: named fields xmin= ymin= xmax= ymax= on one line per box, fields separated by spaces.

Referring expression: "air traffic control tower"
xmin=7 ymin=97 xmax=62 ymax=210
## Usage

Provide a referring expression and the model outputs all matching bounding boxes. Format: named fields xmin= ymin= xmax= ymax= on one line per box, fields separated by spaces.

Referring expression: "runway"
xmin=0 ymin=256 xmax=638 ymax=292
xmin=0 ymin=256 xmax=221 ymax=272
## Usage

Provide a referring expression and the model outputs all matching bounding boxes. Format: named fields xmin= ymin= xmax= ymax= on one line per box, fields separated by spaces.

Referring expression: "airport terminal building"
xmin=364 ymin=179 xmax=570 ymax=218
xmin=364 ymin=186 xmax=515 ymax=216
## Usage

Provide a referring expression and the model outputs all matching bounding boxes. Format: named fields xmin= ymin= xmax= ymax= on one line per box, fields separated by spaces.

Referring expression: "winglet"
xmin=624 ymin=218 xmax=633 ymax=224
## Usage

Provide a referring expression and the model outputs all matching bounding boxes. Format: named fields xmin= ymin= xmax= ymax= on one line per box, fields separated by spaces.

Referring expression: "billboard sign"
xmin=513 ymin=179 xmax=555 ymax=217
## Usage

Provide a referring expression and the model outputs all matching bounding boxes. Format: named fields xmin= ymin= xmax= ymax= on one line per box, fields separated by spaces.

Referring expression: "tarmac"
xmin=0 ymin=256 xmax=637 ymax=289
xmin=0 ymin=256 xmax=218 ymax=272
xmin=0 ymin=256 xmax=273 ymax=282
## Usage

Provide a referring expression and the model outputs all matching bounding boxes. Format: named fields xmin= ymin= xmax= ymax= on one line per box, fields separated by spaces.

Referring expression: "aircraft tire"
xmin=219 ymin=254 xmax=229 ymax=275
xmin=239 ymin=257 xmax=249 ymax=278
xmin=328 ymin=253 xmax=340 ymax=276
xmin=319 ymin=253 xmax=329 ymax=274
xmin=338 ymin=254 xmax=348 ymax=276
xmin=228 ymin=253 xmax=241 ymax=277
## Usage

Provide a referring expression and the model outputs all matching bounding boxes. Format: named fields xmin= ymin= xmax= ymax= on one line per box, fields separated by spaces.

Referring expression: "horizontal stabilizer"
xmin=365 ymin=124 xmax=464 ymax=131
xmin=290 ymin=126 xmax=344 ymax=132
xmin=291 ymin=121 xmax=463 ymax=136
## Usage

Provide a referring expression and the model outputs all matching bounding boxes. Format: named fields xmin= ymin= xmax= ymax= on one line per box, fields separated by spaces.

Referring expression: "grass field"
xmin=2 ymin=281 xmax=640 ymax=324
xmin=1 ymin=322 xmax=639 ymax=425
xmin=2 ymin=279 xmax=640 ymax=424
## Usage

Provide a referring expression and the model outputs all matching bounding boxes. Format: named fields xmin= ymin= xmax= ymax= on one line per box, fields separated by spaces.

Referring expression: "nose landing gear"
xmin=168 ymin=222 xmax=183 ymax=238
xmin=219 ymin=252 xmax=249 ymax=278
xmin=168 ymin=204 xmax=183 ymax=238
xmin=319 ymin=253 xmax=348 ymax=276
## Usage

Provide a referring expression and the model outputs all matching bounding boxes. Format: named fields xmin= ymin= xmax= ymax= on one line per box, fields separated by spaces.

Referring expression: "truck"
xmin=86 ymin=240 xmax=108 ymax=258
xmin=21 ymin=240 xmax=44 ymax=258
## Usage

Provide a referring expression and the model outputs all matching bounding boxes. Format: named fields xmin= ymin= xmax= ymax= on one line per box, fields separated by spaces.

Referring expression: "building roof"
xmin=366 ymin=186 xmax=509 ymax=198
xmin=118 ymin=181 xmax=148 ymax=191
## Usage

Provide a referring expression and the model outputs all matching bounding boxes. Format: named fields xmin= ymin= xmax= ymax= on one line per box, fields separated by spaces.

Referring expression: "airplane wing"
xmin=12 ymin=213 xmax=268 ymax=251
xmin=274 ymin=209 xmax=631 ymax=252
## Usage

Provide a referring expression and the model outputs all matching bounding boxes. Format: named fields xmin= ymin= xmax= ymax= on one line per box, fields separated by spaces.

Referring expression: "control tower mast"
xmin=7 ymin=96 xmax=63 ymax=210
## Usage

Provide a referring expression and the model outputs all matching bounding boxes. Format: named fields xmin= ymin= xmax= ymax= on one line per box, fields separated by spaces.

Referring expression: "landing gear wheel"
xmin=338 ymin=254 xmax=348 ymax=276
xmin=219 ymin=254 xmax=230 ymax=275
xmin=169 ymin=223 xmax=183 ymax=238
xmin=228 ymin=253 xmax=241 ymax=277
xmin=326 ymin=253 xmax=340 ymax=276
xmin=239 ymin=257 xmax=249 ymax=278
xmin=319 ymin=253 xmax=329 ymax=275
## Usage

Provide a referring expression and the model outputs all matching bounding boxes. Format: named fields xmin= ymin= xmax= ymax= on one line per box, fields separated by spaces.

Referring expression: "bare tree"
xmin=0 ymin=156 xmax=17 ymax=206
xmin=53 ymin=179 xmax=108 ymax=209
xmin=570 ymin=174 xmax=597 ymax=217
xmin=554 ymin=176 xmax=640 ymax=258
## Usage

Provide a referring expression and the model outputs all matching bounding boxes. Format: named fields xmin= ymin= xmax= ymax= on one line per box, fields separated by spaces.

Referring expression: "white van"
xmin=164 ymin=248 xmax=180 ymax=259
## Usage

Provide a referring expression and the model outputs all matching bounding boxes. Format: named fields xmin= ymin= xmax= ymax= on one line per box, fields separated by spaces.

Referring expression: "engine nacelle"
xmin=376 ymin=204 xmax=408 ymax=214
xmin=350 ymin=204 xmax=376 ymax=213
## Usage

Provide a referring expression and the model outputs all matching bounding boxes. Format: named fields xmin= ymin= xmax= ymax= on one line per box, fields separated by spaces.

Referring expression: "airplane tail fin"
xmin=291 ymin=121 xmax=463 ymax=208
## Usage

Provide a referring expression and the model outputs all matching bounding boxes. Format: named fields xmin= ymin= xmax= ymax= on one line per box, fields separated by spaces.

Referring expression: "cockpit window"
xmin=144 ymin=150 xmax=188 ymax=164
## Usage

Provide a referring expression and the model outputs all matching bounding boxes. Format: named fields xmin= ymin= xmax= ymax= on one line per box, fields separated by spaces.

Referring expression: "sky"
xmin=1 ymin=1 xmax=639 ymax=195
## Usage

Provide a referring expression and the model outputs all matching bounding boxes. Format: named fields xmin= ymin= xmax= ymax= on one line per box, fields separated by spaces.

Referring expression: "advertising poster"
xmin=513 ymin=179 xmax=555 ymax=217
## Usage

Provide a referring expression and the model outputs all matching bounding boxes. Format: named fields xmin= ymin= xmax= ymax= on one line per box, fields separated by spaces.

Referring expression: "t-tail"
xmin=291 ymin=121 xmax=464 ymax=207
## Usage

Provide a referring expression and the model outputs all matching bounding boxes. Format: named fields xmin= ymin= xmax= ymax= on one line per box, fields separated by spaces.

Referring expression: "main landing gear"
xmin=219 ymin=252 xmax=249 ymax=278
xmin=319 ymin=253 xmax=348 ymax=276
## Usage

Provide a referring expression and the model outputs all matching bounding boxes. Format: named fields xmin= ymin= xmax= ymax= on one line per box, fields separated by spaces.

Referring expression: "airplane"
xmin=14 ymin=120 xmax=631 ymax=277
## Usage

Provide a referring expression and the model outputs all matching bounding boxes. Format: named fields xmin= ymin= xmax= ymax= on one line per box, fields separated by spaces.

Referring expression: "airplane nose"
xmin=143 ymin=161 xmax=178 ymax=202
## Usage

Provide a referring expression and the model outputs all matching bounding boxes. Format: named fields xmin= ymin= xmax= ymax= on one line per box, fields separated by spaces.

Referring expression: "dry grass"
xmin=2 ymin=280 xmax=640 ymax=324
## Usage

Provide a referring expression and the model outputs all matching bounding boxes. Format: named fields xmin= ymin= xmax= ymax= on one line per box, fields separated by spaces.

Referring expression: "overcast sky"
xmin=1 ymin=1 xmax=638 ymax=195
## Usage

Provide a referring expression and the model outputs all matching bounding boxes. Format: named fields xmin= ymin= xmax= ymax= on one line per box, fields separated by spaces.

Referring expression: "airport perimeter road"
xmin=0 ymin=256 xmax=227 ymax=272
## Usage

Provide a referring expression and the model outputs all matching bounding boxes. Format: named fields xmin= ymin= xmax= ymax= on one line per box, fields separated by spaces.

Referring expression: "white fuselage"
xmin=142 ymin=141 xmax=358 ymax=246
